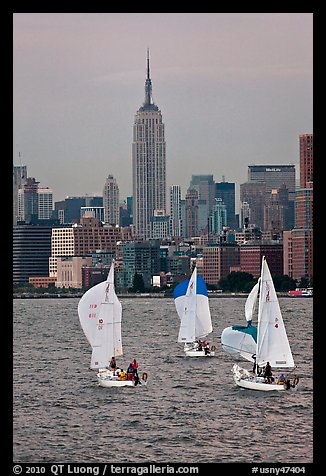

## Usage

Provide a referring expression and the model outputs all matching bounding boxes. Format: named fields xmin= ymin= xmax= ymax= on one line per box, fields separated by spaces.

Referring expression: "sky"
xmin=13 ymin=13 xmax=313 ymax=210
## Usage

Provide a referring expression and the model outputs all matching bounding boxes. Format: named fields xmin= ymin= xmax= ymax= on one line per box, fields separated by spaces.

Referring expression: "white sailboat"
xmin=232 ymin=256 xmax=297 ymax=391
xmin=78 ymin=261 xmax=147 ymax=388
xmin=220 ymin=279 xmax=259 ymax=362
xmin=173 ymin=266 xmax=215 ymax=357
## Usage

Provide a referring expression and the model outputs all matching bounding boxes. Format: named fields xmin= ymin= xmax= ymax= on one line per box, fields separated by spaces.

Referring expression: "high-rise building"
xmin=13 ymin=223 xmax=53 ymax=283
xmin=299 ymin=134 xmax=313 ymax=188
xmin=215 ymin=181 xmax=236 ymax=229
xmin=132 ymin=50 xmax=166 ymax=239
xmin=190 ymin=175 xmax=215 ymax=220
xmin=37 ymin=187 xmax=53 ymax=220
xmin=209 ymin=198 xmax=227 ymax=235
xmin=289 ymin=133 xmax=313 ymax=280
xmin=240 ymin=182 xmax=266 ymax=230
xmin=103 ymin=174 xmax=119 ymax=225
xmin=17 ymin=177 xmax=39 ymax=223
xmin=184 ymin=188 xmax=199 ymax=239
xmin=247 ymin=165 xmax=295 ymax=230
xmin=13 ymin=164 xmax=27 ymax=225
xmin=169 ymin=185 xmax=182 ymax=238
xmin=248 ymin=165 xmax=296 ymax=201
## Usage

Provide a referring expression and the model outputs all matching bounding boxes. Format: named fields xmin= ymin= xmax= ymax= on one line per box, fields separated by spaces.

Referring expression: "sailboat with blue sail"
xmin=174 ymin=266 xmax=215 ymax=357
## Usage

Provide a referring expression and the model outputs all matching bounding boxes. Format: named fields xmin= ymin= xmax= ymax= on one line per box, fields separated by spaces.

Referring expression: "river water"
xmin=13 ymin=297 xmax=313 ymax=464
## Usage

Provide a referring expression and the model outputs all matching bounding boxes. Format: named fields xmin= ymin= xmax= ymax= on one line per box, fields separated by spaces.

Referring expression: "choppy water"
xmin=13 ymin=297 xmax=313 ymax=463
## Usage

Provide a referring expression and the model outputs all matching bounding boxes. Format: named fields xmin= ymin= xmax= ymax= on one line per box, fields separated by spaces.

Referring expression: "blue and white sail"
xmin=174 ymin=267 xmax=213 ymax=344
xmin=220 ymin=280 xmax=259 ymax=363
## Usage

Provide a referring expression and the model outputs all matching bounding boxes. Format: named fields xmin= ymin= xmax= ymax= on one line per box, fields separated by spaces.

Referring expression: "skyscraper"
xmin=132 ymin=50 xmax=166 ymax=239
xmin=13 ymin=164 xmax=27 ymax=225
xmin=215 ymin=181 xmax=236 ymax=229
xmin=103 ymin=174 xmax=119 ymax=225
xmin=169 ymin=185 xmax=182 ymax=238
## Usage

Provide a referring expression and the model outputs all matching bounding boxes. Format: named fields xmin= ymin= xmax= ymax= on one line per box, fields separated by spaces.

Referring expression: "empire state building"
xmin=132 ymin=50 xmax=166 ymax=239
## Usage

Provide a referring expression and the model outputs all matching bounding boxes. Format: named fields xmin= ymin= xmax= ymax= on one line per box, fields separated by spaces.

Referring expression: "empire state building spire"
xmin=141 ymin=49 xmax=158 ymax=111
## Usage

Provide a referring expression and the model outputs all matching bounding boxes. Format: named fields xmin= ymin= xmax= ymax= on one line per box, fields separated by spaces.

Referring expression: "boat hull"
xmin=96 ymin=369 xmax=147 ymax=388
xmin=97 ymin=377 xmax=135 ymax=388
xmin=232 ymin=364 xmax=285 ymax=392
xmin=184 ymin=349 xmax=215 ymax=357
xmin=234 ymin=376 xmax=285 ymax=391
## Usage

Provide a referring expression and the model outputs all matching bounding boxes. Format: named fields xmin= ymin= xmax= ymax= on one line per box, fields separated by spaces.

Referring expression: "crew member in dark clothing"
xmin=263 ymin=361 xmax=272 ymax=383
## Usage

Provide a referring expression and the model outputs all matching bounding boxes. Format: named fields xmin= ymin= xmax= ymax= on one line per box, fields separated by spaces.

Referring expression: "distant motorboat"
xmin=288 ymin=288 xmax=313 ymax=298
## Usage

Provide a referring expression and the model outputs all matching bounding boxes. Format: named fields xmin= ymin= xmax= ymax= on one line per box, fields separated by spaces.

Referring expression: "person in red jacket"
xmin=131 ymin=359 xmax=139 ymax=375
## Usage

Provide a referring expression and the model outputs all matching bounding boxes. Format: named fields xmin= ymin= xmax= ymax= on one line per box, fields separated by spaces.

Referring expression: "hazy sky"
xmin=13 ymin=13 xmax=313 ymax=208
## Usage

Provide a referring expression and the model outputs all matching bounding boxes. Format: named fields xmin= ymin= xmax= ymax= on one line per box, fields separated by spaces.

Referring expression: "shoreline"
xmin=13 ymin=292 xmax=302 ymax=299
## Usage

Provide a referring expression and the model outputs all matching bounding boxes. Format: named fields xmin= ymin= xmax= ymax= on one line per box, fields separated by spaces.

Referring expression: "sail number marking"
xmin=88 ymin=303 xmax=98 ymax=318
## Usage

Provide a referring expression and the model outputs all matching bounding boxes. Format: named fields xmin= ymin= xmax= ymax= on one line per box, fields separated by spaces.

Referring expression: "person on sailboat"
xmin=263 ymin=362 xmax=273 ymax=383
xmin=277 ymin=373 xmax=286 ymax=385
xmin=110 ymin=357 xmax=117 ymax=373
xmin=131 ymin=359 xmax=139 ymax=377
xmin=197 ymin=340 xmax=203 ymax=351
xmin=203 ymin=341 xmax=210 ymax=355
xmin=131 ymin=359 xmax=142 ymax=385
xmin=127 ymin=362 xmax=135 ymax=380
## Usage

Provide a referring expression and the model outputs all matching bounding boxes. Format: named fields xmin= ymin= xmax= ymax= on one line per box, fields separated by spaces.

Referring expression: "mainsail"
xmin=174 ymin=267 xmax=212 ymax=343
xmin=78 ymin=262 xmax=123 ymax=370
xmin=256 ymin=257 xmax=294 ymax=368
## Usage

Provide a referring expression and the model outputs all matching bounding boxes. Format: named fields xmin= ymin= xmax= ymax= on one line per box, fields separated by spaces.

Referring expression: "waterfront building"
xmin=202 ymin=243 xmax=240 ymax=285
xmin=132 ymin=50 xmax=166 ymax=239
xmin=116 ymin=240 xmax=161 ymax=290
xmin=103 ymin=174 xmax=120 ymax=225
xmin=240 ymin=242 xmax=283 ymax=278
xmin=49 ymin=217 xmax=130 ymax=277
xmin=13 ymin=223 xmax=52 ymax=284
xmin=28 ymin=276 xmax=57 ymax=288
xmin=56 ymin=256 xmax=92 ymax=288
xmin=285 ymin=133 xmax=313 ymax=281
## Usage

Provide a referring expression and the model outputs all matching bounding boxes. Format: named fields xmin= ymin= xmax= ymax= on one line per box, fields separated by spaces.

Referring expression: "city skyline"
xmin=13 ymin=13 xmax=313 ymax=205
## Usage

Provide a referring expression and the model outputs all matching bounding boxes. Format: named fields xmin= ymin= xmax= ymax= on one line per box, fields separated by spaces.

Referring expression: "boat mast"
xmin=255 ymin=256 xmax=265 ymax=371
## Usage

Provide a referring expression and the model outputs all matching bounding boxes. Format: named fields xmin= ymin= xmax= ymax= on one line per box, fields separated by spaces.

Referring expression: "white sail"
xmin=256 ymin=257 xmax=294 ymax=369
xmin=244 ymin=279 xmax=260 ymax=322
xmin=78 ymin=261 xmax=123 ymax=370
xmin=174 ymin=267 xmax=212 ymax=343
